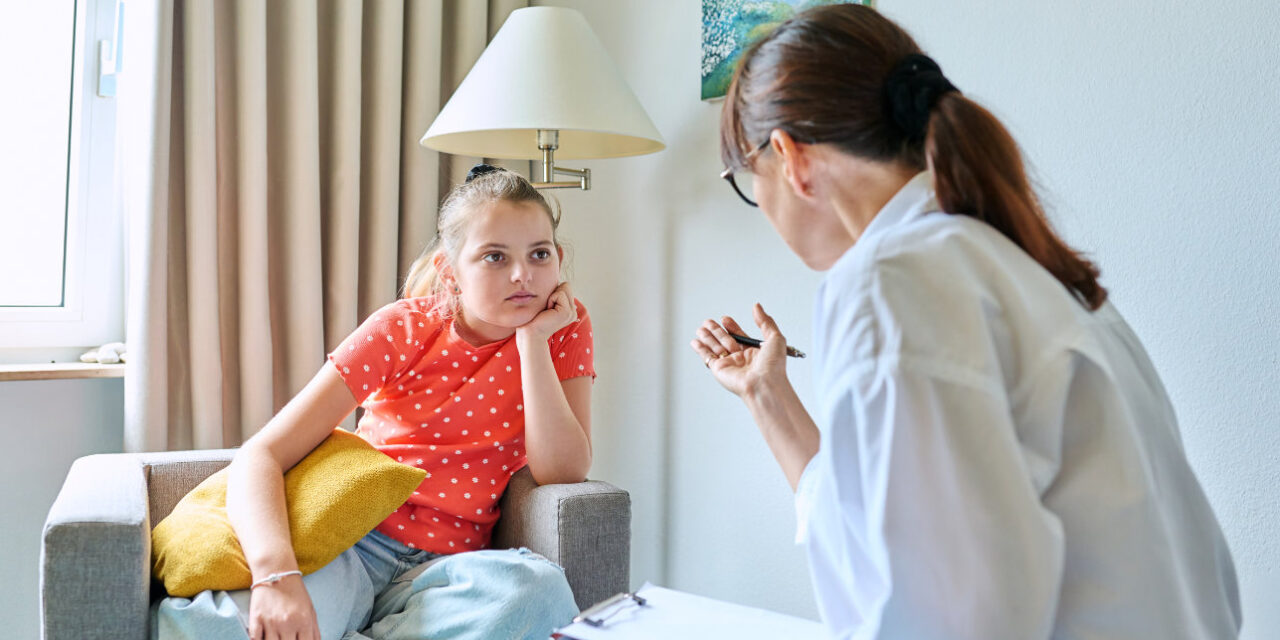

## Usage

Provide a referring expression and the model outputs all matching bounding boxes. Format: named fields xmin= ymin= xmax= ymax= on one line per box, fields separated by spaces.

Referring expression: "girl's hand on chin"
xmin=515 ymin=282 xmax=577 ymax=343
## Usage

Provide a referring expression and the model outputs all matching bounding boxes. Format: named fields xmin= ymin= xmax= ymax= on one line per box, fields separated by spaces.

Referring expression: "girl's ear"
xmin=556 ymin=245 xmax=565 ymax=264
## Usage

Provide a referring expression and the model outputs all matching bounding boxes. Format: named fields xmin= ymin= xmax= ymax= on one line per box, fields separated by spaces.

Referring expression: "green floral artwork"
xmin=701 ymin=0 xmax=873 ymax=101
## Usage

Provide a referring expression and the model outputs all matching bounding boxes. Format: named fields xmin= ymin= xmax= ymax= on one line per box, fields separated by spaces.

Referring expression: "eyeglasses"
xmin=719 ymin=139 xmax=771 ymax=207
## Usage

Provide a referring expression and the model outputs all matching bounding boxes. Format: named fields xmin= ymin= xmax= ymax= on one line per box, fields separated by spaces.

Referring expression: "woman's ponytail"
xmin=928 ymin=95 xmax=1107 ymax=309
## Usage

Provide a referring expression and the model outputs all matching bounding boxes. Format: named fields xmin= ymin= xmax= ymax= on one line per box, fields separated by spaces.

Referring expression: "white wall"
xmin=0 ymin=379 xmax=124 ymax=639
xmin=541 ymin=0 xmax=1279 ymax=634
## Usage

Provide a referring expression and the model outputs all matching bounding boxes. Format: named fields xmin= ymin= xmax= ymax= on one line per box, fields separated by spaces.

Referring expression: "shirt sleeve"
xmin=802 ymin=358 xmax=1065 ymax=640
xmin=548 ymin=298 xmax=595 ymax=381
xmin=328 ymin=301 xmax=428 ymax=404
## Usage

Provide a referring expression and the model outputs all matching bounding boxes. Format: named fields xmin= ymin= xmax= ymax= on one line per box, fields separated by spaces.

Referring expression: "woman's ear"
xmin=771 ymin=130 xmax=816 ymax=199
xmin=556 ymin=244 xmax=565 ymax=264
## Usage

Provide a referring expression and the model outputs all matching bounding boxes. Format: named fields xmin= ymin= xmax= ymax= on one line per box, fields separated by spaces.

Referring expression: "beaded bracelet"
xmin=249 ymin=570 xmax=303 ymax=590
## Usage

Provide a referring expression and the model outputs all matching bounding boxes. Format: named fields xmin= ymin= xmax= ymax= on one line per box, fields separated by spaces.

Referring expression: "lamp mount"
xmin=533 ymin=129 xmax=591 ymax=190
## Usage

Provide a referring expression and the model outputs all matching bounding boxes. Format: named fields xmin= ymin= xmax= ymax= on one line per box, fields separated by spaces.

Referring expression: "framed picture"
xmin=701 ymin=0 xmax=873 ymax=101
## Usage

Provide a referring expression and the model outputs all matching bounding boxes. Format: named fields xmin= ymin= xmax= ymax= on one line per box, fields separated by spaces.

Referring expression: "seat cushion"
xmin=151 ymin=428 xmax=426 ymax=597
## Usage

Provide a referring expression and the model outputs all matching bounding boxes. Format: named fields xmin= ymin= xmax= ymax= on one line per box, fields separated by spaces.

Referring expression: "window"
xmin=0 ymin=0 xmax=124 ymax=357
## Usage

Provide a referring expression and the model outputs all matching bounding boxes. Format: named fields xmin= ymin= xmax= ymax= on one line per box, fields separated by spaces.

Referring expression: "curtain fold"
xmin=125 ymin=0 xmax=527 ymax=452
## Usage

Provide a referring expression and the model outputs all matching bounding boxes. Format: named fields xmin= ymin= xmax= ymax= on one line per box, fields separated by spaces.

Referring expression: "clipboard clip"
xmin=573 ymin=591 xmax=648 ymax=628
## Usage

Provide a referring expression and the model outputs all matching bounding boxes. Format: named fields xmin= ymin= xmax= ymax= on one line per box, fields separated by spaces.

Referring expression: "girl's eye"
xmin=483 ymin=253 xmax=504 ymax=264
xmin=532 ymin=249 xmax=552 ymax=261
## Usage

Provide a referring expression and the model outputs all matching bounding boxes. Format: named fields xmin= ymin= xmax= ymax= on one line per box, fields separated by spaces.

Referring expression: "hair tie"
xmin=465 ymin=163 xmax=502 ymax=183
xmin=883 ymin=53 xmax=959 ymax=141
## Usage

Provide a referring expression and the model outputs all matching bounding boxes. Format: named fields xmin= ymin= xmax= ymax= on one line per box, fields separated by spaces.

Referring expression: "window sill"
xmin=0 ymin=362 xmax=126 ymax=382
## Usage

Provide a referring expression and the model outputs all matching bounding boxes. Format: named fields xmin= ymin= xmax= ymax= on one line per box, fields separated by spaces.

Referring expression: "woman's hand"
xmin=691 ymin=303 xmax=789 ymax=399
xmin=247 ymin=576 xmax=320 ymax=640
xmin=516 ymin=282 xmax=578 ymax=344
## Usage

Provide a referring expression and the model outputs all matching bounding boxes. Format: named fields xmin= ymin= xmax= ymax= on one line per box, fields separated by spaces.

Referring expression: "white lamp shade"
xmin=420 ymin=7 xmax=665 ymax=160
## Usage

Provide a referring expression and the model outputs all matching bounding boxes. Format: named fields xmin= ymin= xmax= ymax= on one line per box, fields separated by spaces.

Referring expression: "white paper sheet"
xmin=553 ymin=582 xmax=828 ymax=640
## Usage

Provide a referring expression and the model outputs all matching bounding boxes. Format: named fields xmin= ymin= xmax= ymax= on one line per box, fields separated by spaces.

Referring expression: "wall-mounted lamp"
xmin=419 ymin=7 xmax=665 ymax=190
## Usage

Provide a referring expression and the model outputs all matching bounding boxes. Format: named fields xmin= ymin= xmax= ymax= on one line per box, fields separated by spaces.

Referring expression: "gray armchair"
xmin=41 ymin=449 xmax=630 ymax=640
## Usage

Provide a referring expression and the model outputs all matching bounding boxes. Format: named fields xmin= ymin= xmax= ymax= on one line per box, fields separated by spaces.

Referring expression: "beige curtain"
xmin=125 ymin=0 xmax=526 ymax=452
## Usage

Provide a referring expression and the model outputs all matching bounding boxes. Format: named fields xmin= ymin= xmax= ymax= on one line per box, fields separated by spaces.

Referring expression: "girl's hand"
xmin=247 ymin=576 xmax=320 ymax=640
xmin=691 ymin=303 xmax=789 ymax=399
xmin=516 ymin=282 xmax=578 ymax=343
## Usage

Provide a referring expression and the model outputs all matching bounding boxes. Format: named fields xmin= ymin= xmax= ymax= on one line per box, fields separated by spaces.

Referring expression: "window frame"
xmin=0 ymin=0 xmax=124 ymax=355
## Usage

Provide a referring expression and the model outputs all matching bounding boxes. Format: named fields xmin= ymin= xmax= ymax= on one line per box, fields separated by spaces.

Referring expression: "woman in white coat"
xmin=691 ymin=5 xmax=1240 ymax=639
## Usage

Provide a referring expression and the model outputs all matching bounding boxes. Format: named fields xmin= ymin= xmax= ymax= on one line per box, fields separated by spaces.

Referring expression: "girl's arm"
xmin=516 ymin=283 xmax=593 ymax=485
xmin=226 ymin=365 xmax=358 ymax=640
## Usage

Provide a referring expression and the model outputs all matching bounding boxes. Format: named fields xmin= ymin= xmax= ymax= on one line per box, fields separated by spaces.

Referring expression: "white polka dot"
xmin=462 ymin=463 xmax=470 ymax=469
xmin=428 ymin=532 xmax=434 ymax=537
xmin=442 ymin=350 xmax=449 ymax=356
xmin=443 ymin=417 xmax=450 ymax=423
xmin=488 ymin=377 xmax=495 ymax=382
xmin=452 ymin=362 xmax=459 ymax=368
xmin=362 ymin=384 xmax=368 ymax=390
xmin=400 ymin=354 xmax=407 ymax=361
xmin=472 ymin=356 xmax=478 ymax=362
xmin=477 ymin=394 xmax=484 ymax=400
xmin=496 ymin=352 xmax=503 ymax=357
xmin=438 ymin=492 xmax=446 ymax=498
xmin=464 ymin=492 xmax=471 ymax=499
xmin=516 ymin=404 xmax=523 ymax=411
xmin=578 ymin=365 xmax=585 ymax=371
xmin=398 ymin=524 xmax=405 ymax=530
xmin=483 ymin=431 xmax=491 ymax=437
xmin=384 ymin=355 xmax=391 ymax=362
xmin=441 ymin=375 xmax=448 ymax=381
xmin=461 ymin=429 xmax=469 ymax=435
xmin=434 ymin=433 xmax=441 ymax=438
xmin=558 ymin=352 xmax=565 ymax=358
xmin=466 ymin=410 xmax=473 ymax=417
xmin=363 ymin=364 xmax=371 ymax=372
xmin=498 ymin=389 xmax=505 ymax=396
xmin=489 ymin=407 xmax=497 ymax=414
xmin=367 ymin=335 xmax=374 ymax=342
xmin=342 ymin=366 xmax=350 ymax=374
xmin=476 ymin=509 xmax=483 ymax=514
xmin=454 ymin=397 xmax=462 ymax=403
xmin=409 ymin=542 xmax=416 ymax=548
xmin=397 ymin=456 xmax=403 ymax=461
xmin=451 ymin=478 xmax=458 ymax=484
xmin=442 ymin=458 xmax=449 ymax=463
xmin=416 ymin=458 xmax=423 ymax=464
xmin=415 ymin=403 xmax=421 ymax=410
xmin=473 ymin=477 xmax=479 ymax=483
xmin=502 ymin=422 xmax=509 ymax=428
xmin=449 ymin=541 xmax=455 ymax=547
xmin=506 ymin=366 xmax=512 ymax=372
xmin=482 ymin=458 xmax=489 ymax=464
xmin=586 ymin=348 xmax=591 ymax=354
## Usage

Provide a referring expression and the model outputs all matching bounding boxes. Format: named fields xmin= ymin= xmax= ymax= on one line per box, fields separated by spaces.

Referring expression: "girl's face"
xmin=448 ymin=200 xmax=561 ymax=342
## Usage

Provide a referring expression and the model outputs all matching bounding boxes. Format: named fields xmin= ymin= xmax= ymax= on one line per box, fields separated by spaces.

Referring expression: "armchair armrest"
xmin=41 ymin=454 xmax=151 ymax=640
xmin=493 ymin=467 xmax=631 ymax=610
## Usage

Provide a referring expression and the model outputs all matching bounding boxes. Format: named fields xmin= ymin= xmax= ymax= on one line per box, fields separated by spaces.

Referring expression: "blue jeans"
xmin=151 ymin=530 xmax=579 ymax=640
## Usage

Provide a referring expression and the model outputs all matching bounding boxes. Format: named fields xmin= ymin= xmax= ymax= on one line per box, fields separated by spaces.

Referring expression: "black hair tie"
xmin=883 ymin=53 xmax=959 ymax=142
xmin=465 ymin=163 xmax=502 ymax=183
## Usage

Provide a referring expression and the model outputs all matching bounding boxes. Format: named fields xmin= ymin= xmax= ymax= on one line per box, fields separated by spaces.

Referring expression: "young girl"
xmin=153 ymin=165 xmax=594 ymax=640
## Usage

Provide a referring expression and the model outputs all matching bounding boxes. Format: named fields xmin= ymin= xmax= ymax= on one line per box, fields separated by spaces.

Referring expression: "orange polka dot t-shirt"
xmin=328 ymin=295 xmax=594 ymax=554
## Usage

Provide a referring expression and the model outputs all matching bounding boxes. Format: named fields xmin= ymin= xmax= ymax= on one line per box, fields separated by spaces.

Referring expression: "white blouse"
xmin=795 ymin=172 xmax=1241 ymax=639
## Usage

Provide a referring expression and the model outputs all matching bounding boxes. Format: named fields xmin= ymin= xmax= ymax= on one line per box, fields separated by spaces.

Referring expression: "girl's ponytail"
xmin=927 ymin=95 xmax=1107 ymax=309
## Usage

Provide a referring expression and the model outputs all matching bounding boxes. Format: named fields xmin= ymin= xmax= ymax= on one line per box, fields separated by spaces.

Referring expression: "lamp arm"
xmin=534 ymin=130 xmax=591 ymax=190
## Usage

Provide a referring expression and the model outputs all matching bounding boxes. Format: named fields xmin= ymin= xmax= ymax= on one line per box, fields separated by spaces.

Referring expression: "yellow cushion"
xmin=151 ymin=428 xmax=426 ymax=597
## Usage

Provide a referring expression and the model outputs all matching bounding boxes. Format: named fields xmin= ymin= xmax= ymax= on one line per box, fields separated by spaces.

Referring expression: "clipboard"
xmin=552 ymin=582 xmax=828 ymax=640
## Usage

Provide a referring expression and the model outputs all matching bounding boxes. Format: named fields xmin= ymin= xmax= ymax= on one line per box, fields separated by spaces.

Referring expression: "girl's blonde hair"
xmin=402 ymin=167 xmax=562 ymax=317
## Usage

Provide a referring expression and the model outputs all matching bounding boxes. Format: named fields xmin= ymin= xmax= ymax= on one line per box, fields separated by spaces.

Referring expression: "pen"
xmin=729 ymin=333 xmax=806 ymax=358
